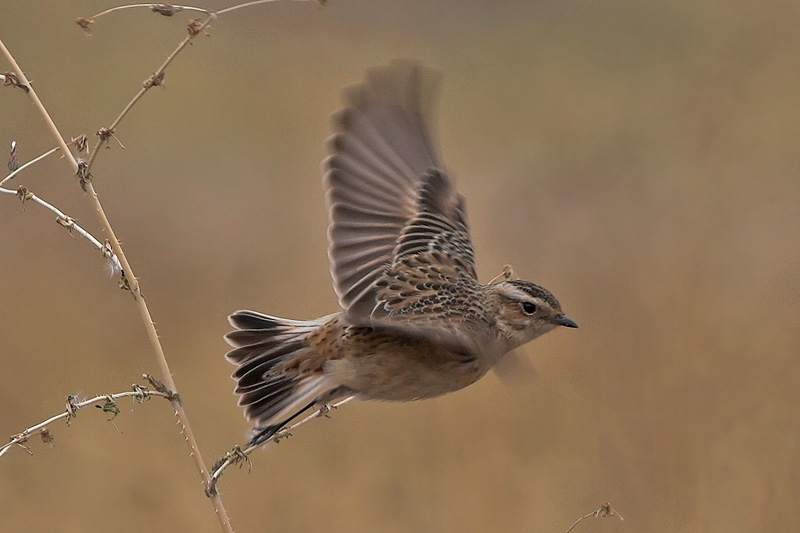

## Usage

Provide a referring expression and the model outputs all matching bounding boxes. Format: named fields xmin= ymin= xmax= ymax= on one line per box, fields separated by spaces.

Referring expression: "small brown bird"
xmin=225 ymin=61 xmax=577 ymax=444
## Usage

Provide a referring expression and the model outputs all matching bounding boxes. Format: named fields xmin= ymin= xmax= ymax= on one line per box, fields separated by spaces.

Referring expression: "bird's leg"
xmin=248 ymin=400 xmax=318 ymax=446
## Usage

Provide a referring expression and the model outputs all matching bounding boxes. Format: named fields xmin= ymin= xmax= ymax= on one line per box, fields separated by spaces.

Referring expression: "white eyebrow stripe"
xmin=495 ymin=285 xmax=533 ymax=301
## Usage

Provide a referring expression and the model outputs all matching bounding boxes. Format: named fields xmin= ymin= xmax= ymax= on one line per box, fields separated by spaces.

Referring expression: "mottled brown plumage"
xmin=225 ymin=61 xmax=577 ymax=443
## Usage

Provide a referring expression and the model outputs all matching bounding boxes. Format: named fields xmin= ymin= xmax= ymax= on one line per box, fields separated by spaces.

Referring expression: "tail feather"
xmin=233 ymin=340 xmax=306 ymax=386
xmin=225 ymin=310 xmax=338 ymax=429
xmin=245 ymin=375 xmax=329 ymax=425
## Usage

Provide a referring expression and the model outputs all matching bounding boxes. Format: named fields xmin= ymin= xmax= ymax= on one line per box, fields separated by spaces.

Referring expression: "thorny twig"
xmin=2 ymin=2 xmax=326 ymax=531
xmin=563 ymin=502 xmax=624 ymax=533
xmin=0 ymin=16 xmax=237 ymax=530
xmin=0 ymin=381 xmax=172 ymax=459
xmin=0 ymin=184 xmax=123 ymax=273
xmin=0 ymin=146 xmax=60 ymax=188
xmin=0 ymin=146 xmax=123 ymax=273
xmin=75 ymin=3 xmax=214 ymax=34
xmin=207 ymin=397 xmax=354 ymax=495
xmin=81 ymin=11 xmax=216 ymax=173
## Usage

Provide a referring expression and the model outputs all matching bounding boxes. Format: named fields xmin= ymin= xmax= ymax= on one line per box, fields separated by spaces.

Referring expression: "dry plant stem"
xmin=209 ymin=397 xmax=354 ymax=490
xmin=0 ymin=146 xmax=59 ymax=187
xmin=0 ymin=185 xmax=107 ymax=251
xmin=86 ymin=0 xmax=318 ymax=20
xmin=563 ymin=502 xmax=624 ymax=533
xmin=0 ymin=147 xmax=118 ymax=266
xmin=0 ymin=38 xmax=233 ymax=533
xmin=82 ymin=1 xmax=322 ymax=170
xmin=84 ymin=13 xmax=215 ymax=173
xmin=81 ymin=195 xmax=234 ymax=530
xmin=0 ymin=389 xmax=172 ymax=459
xmin=0 ymin=42 xmax=75 ymax=173
xmin=87 ymin=3 xmax=212 ymax=22
xmin=5 ymin=2 xmax=323 ymax=528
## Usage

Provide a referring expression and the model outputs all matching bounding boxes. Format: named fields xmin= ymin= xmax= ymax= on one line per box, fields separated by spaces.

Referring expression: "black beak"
xmin=554 ymin=315 xmax=578 ymax=328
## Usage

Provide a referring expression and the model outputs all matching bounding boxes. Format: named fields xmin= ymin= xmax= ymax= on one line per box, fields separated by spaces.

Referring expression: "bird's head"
xmin=486 ymin=279 xmax=577 ymax=352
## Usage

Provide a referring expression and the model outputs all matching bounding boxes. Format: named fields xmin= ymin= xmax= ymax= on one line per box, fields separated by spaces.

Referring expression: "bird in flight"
xmin=225 ymin=61 xmax=577 ymax=445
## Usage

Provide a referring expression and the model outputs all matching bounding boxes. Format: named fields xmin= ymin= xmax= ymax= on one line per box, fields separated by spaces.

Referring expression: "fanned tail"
xmin=225 ymin=310 xmax=341 ymax=442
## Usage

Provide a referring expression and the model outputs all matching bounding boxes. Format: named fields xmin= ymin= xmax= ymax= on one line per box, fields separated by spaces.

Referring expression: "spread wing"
xmin=324 ymin=61 xmax=479 ymax=330
xmin=366 ymin=169 xmax=486 ymax=353
xmin=372 ymin=168 xmax=478 ymax=320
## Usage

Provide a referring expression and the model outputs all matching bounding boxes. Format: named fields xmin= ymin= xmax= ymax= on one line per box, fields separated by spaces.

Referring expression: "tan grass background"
xmin=1 ymin=1 xmax=799 ymax=531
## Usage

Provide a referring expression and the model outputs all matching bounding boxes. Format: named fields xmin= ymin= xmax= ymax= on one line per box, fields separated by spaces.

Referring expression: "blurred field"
xmin=1 ymin=1 xmax=799 ymax=531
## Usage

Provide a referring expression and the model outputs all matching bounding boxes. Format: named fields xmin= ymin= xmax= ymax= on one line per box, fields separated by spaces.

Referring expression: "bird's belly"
xmin=321 ymin=327 xmax=490 ymax=402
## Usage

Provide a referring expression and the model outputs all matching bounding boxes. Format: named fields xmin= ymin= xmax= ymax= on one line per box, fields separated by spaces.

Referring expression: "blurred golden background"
xmin=1 ymin=1 xmax=799 ymax=531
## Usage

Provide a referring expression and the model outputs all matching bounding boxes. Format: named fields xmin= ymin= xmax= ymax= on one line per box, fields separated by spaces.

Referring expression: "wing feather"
xmin=324 ymin=61 xmax=442 ymax=316
xmin=324 ymin=62 xmax=480 ymax=345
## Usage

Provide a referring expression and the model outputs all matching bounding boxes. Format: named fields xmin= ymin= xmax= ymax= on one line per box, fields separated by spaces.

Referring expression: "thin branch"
xmin=83 ymin=3 xmax=212 ymax=23
xmin=0 ymin=45 xmax=75 ymax=175
xmin=83 ymin=12 xmax=215 ymax=173
xmin=208 ymin=397 xmax=354 ymax=494
xmin=0 ymin=144 xmax=122 ymax=278
xmin=1 ymin=381 xmax=172 ymax=459
xmin=3 ymin=1 xmax=326 ymax=530
xmin=0 ymin=36 xmax=233 ymax=533
xmin=0 ymin=146 xmax=59 ymax=188
xmin=80 ymin=0 xmax=324 ymax=173
xmin=563 ymin=502 xmax=624 ymax=533
xmin=0 ymin=184 xmax=122 ymax=272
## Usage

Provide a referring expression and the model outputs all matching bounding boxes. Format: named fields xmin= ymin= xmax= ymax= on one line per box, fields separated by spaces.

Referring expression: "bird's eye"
xmin=521 ymin=302 xmax=537 ymax=315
